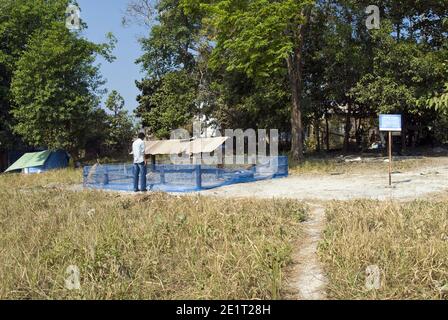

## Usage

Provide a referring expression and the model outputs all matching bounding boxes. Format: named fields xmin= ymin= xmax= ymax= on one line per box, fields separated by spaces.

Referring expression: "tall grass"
xmin=320 ymin=200 xmax=448 ymax=300
xmin=0 ymin=170 xmax=306 ymax=299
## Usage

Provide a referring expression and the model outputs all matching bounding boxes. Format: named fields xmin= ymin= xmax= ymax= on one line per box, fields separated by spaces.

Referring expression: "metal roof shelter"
xmin=84 ymin=137 xmax=289 ymax=193
xmin=144 ymin=137 xmax=229 ymax=155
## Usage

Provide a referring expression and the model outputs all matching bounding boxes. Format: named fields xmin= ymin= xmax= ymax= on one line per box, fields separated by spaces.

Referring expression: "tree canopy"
xmin=127 ymin=0 xmax=447 ymax=157
xmin=2 ymin=0 xmax=447 ymax=164
xmin=10 ymin=21 xmax=115 ymax=158
xmin=0 ymin=0 xmax=73 ymax=151
xmin=0 ymin=0 xmax=136 ymax=162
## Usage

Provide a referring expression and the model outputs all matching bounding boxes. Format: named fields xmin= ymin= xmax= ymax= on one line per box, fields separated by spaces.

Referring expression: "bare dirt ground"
xmin=199 ymin=157 xmax=448 ymax=201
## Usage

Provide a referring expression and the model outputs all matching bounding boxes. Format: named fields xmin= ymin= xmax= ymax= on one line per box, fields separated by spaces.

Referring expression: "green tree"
xmin=106 ymin=90 xmax=126 ymax=116
xmin=135 ymin=70 xmax=198 ymax=138
xmin=105 ymin=90 xmax=136 ymax=154
xmin=0 ymin=0 xmax=73 ymax=151
xmin=202 ymin=0 xmax=314 ymax=161
xmin=129 ymin=0 xmax=204 ymax=137
xmin=320 ymin=1 xmax=372 ymax=152
xmin=428 ymin=84 xmax=448 ymax=111
xmin=136 ymin=0 xmax=204 ymax=78
xmin=128 ymin=0 xmax=448 ymax=153
xmin=10 ymin=22 xmax=115 ymax=159
xmin=351 ymin=10 xmax=448 ymax=148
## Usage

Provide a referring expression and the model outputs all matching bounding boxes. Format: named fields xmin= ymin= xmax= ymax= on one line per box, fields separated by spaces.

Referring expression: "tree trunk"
xmin=315 ymin=117 xmax=321 ymax=153
xmin=401 ymin=114 xmax=407 ymax=154
xmin=325 ymin=113 xmax=330 ymax=152
xmin=355 ymin=118 xmax=363 ymax=152
xmin=287 ymin=8 xmax=311 ymax=162
xmin=288 ymin=61 xmax=304 ymax=161
xmin=343 ymin=102 xmax=352 ymax=153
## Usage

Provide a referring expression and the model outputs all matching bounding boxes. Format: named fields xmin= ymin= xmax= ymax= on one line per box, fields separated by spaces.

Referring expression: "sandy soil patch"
xmin=199 ymin=158 xmax=448 ymax=201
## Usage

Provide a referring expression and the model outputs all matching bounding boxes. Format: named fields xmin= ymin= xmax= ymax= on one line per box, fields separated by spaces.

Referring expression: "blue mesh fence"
xmin=83 ymin=156 xmax=288 ymax=192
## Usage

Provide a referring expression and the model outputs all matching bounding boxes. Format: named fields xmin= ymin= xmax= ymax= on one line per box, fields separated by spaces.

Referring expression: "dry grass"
xmin=320 ymin=200 xmax=448 ymax=300
xmin=289 ymin=156 xmax=435 ymax=176
xmin=0 ymin=169 xmax=306 ymax=299
xmin=0 ymin=168 xmax=82 ymax=187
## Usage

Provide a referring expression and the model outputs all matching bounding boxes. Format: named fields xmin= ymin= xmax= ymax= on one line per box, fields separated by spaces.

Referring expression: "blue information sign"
xmin=379 ymin=114 xmax=402 ymax=132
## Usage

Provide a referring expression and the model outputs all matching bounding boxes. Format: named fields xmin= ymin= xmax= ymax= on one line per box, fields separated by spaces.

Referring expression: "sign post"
xmin=388 ymin=131 xmax=392 ymax=186
xmin=379 ymin=114 xmax=402 ymax=186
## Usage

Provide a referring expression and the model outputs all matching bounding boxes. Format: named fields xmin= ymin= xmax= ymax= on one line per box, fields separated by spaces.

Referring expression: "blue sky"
xmin=77 ymin=0 xmax=148 ymax=112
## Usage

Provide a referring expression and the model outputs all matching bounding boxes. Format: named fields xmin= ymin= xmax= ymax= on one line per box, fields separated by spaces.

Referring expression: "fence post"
xmin=103 ymin=166 xmax=109 ymax=185
xmin=196 ymin=165 xmax=202 ymax=189
xmin=151 ymin=155 xmax=156 ymax=172
xmin=83 ymin=167 xmax=87 ymax=187
xmin=160 ymin=165 xmax=166 ymax=184
xmin=251 ymin=164 xmax=257 ymax=175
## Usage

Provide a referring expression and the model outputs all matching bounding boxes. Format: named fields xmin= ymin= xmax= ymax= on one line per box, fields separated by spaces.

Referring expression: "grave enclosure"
xmin=83 ymin=156 xmax=288 ymax=192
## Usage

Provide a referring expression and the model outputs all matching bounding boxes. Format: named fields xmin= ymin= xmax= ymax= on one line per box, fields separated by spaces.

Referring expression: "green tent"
xmin=4 ymin=150 xmax=69 ymax=173
xmin=5 ymin=151 xmax=51 ymax=173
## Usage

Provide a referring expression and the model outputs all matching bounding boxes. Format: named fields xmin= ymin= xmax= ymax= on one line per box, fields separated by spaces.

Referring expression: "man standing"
xmin=132 ymin=132 xmax=147 ymax=192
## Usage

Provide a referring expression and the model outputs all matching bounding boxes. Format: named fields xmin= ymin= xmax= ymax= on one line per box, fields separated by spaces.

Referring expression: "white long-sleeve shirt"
xmin=132 ymin=138 xmax=145 ymax=164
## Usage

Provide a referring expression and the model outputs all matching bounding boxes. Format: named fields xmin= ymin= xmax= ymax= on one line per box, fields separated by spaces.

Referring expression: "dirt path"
xmin=286 ymin=203 xmax=327 ymax=300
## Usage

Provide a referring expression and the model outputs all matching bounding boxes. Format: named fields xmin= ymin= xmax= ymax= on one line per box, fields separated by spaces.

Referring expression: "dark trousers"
xmin=133 ymin=162 xmax=147 ymax=192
